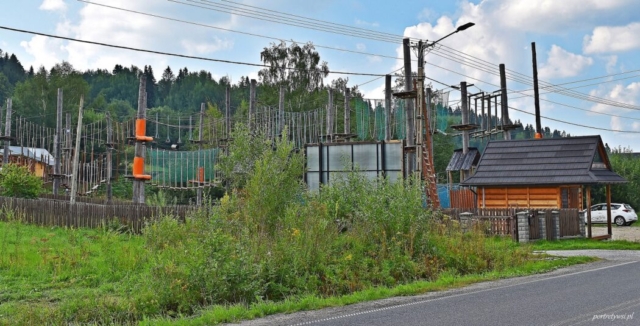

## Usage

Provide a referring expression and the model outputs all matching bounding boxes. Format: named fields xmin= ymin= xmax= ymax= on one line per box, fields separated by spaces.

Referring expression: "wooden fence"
xmin=0 ymin=196 xmax=198 ymax=233
xmin=39 ymin=194 xmax=137 ymax=205
xmin=449 ymin=188 xmax=476 ymax=209
xmin=559 ymin=209 xmax=582 ymax=237
xmin=441 ymin=208 xmax=581 ymax=241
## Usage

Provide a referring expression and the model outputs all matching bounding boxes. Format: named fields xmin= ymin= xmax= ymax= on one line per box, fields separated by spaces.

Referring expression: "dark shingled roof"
xmin=446 ymin=148 xmax=480 ymax=171
xmin=461 ymin=135 xmax=626 ymax=186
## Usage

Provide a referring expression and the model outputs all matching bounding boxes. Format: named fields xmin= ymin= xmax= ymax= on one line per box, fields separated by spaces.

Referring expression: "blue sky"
xmin=1 ymin=0 xmax=640 ymax=150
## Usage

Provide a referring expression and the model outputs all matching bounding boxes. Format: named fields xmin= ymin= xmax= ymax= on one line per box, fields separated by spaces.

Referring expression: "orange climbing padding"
xmin=133 ymin=157 xmax=152 ymax=180
xmin=198 ymin=167 xmax=204 ymax=183
xmin=135 ymin=119 xmax=154 ymax=142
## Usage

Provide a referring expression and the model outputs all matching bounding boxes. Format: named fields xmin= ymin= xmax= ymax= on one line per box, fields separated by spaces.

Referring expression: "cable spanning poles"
xmin=169 ymin=0 xmax=402 ymax=43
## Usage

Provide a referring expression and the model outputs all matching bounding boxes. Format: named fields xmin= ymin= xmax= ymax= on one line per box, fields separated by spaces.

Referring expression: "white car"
xmin=583 ymin=203 xmax=637 ymax=226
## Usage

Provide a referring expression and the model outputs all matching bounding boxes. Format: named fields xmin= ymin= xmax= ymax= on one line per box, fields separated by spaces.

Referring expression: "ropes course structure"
xmin=1 ymin=76 xmax=453 ymax=204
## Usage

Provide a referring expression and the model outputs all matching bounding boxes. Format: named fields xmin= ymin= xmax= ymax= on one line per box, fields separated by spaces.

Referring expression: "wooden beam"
xmin=606 ymin=184 xmax=612 ymax=236
xmin=586 ymin=185 xmax=592 ymax=239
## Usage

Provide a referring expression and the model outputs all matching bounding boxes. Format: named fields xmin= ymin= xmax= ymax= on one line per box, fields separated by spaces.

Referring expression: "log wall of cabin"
xmin=477 ymin=186 xmax=583 ymax=209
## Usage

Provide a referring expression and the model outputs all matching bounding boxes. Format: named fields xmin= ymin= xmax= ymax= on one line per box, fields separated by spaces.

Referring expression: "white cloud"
xmin=605 ymin=55 xmax=618 ymax=73
xmin=39 ymin=0 xmax=67 ymax=12
xmin=583 ymin=22 xmax=640 ymax=54
xmin=20 ymin=35 xmax=64 ymax=69
xmin=367 ymin=55 xmax=382 ymax=64
xmin=611 ymin=116 xmax=623 ymax=131
xmin=479 ymin=0 xmax=635 ymax=33
xmin=356 ymin=43 xmax=366 ymax=51
xmin=418 ymin=8 xmax=435 ymax=21
xmin=20 ymin=0 xmax=239 ymax=79
xmin=355 ymin=19 xmax=379 ymax=28
xmin=181 ymin=38 xmax=233 ymax=55
xmin=588 ymin=82 xmax=640 ymax=123
xmin=539 ymin=45 xmax=593 ymax=79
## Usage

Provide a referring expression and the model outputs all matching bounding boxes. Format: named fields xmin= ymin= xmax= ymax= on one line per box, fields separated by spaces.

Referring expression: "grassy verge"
xmin=141 ymin=256 xmax=595 ymax=326
xmin=0 ymin=219 xmax=597 ymax=326
xmin=0 ymin=220 xmax=146 ymax=326
xmin=530 ymin=238 xmax=640 ymax=250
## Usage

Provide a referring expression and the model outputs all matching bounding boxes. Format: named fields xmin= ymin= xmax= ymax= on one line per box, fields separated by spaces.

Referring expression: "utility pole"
xmin=197 ymin=103 xmax=205 ymax=206
xmin=532 ymin=42 xmax=542 ymax=138
xmin=132 ymin=77 xmax=149 ymax=204
xmin=65 ymin=113 xmax=71 ymax=190
xmin=52 ymin=89 xmax=63 ymax=195
xmin=384 ymin=74 xmax=391 ymax=141
xmin=499 ymin=64 xmax=511 ymax=140
xmin=225 ymin=85 xmax=231 ymax=139
xmin=403 ymin=38 xmax=415 ymax=172
xmin=279 ymin=85 xmax=285 ymax=136
xmin=415 ymin=40 xmax=440 ymax=208
xmin=106 ymin=112 xmax=113 ymax=204
xmin=2 ymin=99 xmax=12 ymax=165
xmin=327 ymin=88 xmax=334 ymax=140
xmin=344 ymin=87 xmax=350 ymax=134
xmin=70 ymin=96 xmax=84 ymax=204
xmin=249 ymin=79 xmax=256 ymax=131
xmin=460 ymin=82 xmax=469 ymax=154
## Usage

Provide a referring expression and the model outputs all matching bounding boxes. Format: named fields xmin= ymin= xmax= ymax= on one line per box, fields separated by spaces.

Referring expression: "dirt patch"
xmin=590 ymin=225 xmax=640 ymax=242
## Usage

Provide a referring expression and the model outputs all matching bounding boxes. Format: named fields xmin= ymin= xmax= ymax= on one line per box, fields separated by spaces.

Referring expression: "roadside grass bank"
xmin=0 ymin=127 xmax=597 ymax=325
xmin=140 ymin=255 xmax=594 ymax=326
xmin=0 ymin=219 xmax=593 ymax=326
xmin=531 ymin=238 xmax=640 ymax=250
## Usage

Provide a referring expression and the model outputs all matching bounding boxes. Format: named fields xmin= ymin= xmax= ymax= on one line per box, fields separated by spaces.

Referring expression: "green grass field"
xmin=0 ymin=219 xmax=596 ymax=326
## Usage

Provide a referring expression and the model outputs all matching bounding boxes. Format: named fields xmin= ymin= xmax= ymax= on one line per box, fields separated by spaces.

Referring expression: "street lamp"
xmin=413 ymin=22 xmax=474 ymax=209
xmin=430 ymin=22 xmax=475 ymax=46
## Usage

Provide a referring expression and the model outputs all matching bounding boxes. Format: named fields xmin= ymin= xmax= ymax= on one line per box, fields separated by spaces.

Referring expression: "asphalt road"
xmin=231 ymin=251 xmax=640 ymax=326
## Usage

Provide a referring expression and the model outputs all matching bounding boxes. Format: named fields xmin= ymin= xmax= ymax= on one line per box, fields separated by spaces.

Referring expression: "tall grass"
xmin=0 ymin=126 xmax=551 ymax=324
xmin=129 ymin=126 xmax=535 ymax=318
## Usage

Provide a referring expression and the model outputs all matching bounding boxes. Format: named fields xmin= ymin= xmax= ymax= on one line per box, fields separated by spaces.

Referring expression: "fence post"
xmin=538 ymin=211 xmax=547 ymax=241
xmin=551 ymin=210 xmax=560 ymax=240
xmin=579 ymin=210 xmax=586 ymax=238
xmin=516 ymin=211 xmax=530 ymax=243
xmin=460 ymin=212 xmax=473 ymax=233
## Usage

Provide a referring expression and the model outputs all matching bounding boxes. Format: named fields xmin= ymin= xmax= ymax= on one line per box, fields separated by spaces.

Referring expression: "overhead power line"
xmin=78 ymin=0 xmax=402 ymax=62
xmin=0 ymin=25 xmax=388 ymax=77
xmin=507 ymin=105 xmax=640 ymax=134
xmin=431 ymin=44 xmax=640 ymax=111
xmin=218 ymin=0 xmax=402 ymax=40
xmin=79 ymin=1 xmax=640 ymax=111
xmin=169 ymin=0 xmax=401 ymax=43
xmin=436 ymin=77 xmax=640 ymax=134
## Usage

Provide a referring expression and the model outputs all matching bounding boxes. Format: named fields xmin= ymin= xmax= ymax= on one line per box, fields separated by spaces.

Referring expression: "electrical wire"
xmin=77 ymin=0 xmax=640 ymax=110
xmin=0 ymin=25 xmax=388 ymax=77
xmin=432 ymin=44 xmax=640 ymax=111
xmin=218 ymin=0 xmax=402 ymax=40
xmin=169 ymin=0 xmax=401 ymax=43
xmin=357 ymin=67 xmax=403 ymax=87
xmin=433 ymin=76 xmax=640 ymax=134
xmin=507 ymin=105 xmax=640 ymax=134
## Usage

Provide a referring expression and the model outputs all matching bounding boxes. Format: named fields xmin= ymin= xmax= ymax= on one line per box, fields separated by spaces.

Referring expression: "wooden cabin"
xmin=460 ymin=136 xmax=626 ymax=209
xmin=0 ymin=146 xmax=55 ymax=178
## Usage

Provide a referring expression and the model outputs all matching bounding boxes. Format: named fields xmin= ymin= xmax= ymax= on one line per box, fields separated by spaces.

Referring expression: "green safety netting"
xmin=435 ymin=103 xmax=450 ymax=133
xmin=374 ymin=101 xmax=386 ymax=141
xmin=355 ymin=98 xmax=409 ymax=141
xmin=355 ymin=99 xmax=371 ymax=140
xmin=145 ymin=148 xmax=220 ymax=185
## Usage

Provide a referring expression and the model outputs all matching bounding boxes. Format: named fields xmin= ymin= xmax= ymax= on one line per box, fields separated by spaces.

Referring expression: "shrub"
xmin=0 ymin=163 xmax=42 ymax=198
